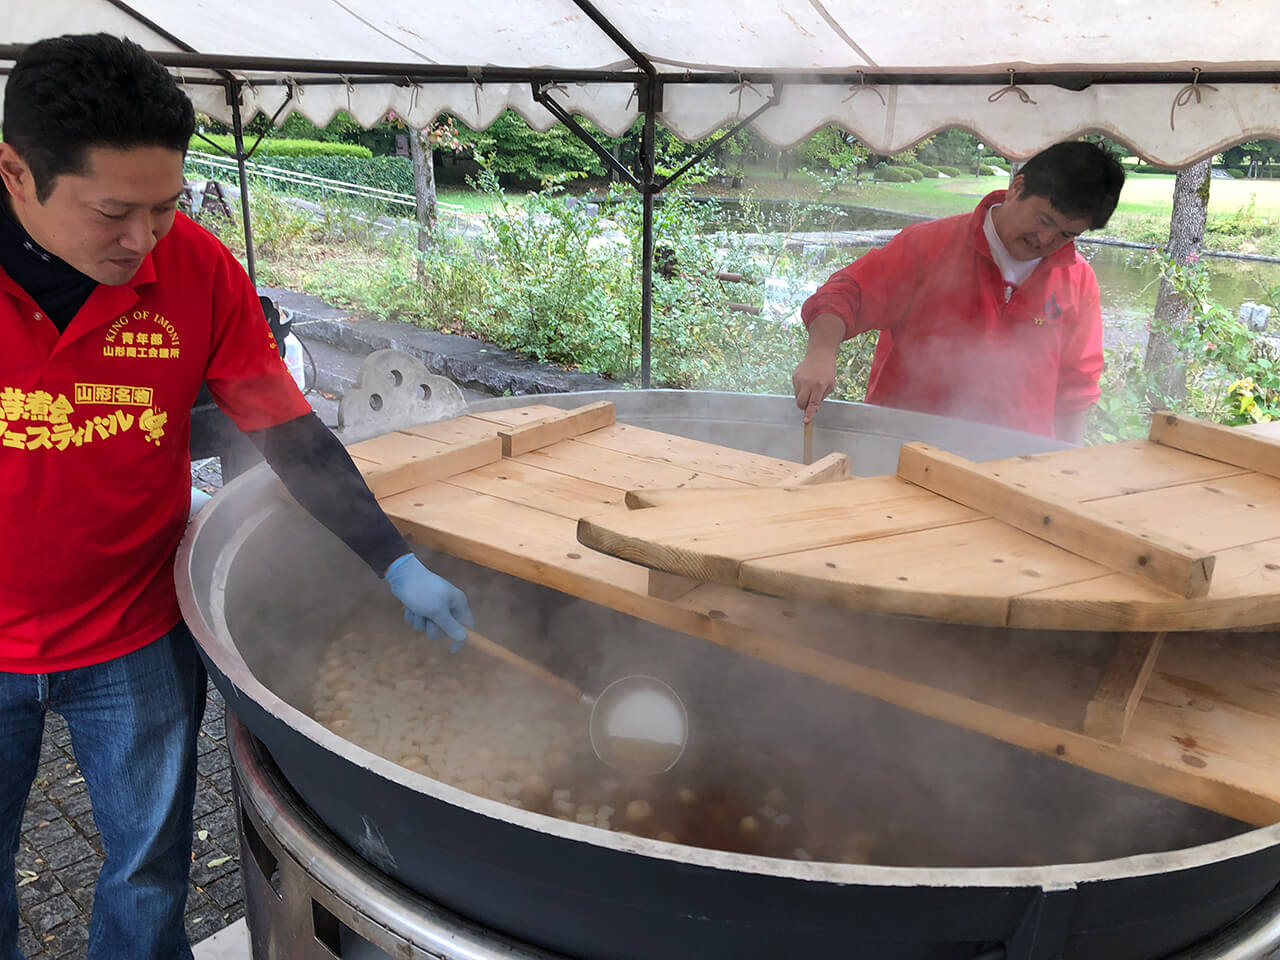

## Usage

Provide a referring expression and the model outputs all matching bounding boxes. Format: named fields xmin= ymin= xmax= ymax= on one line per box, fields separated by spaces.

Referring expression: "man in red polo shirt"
xmin=793 ymin=141 xmax=1125 ymax=441
xmin=0 ymin=35 xmax=473 ymax=959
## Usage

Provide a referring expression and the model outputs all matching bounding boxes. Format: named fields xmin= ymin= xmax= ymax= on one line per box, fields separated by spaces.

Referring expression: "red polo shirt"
xmin=0 ymin=213 xmax=311 ymax=672
xmin=801 ymin=191 xmax=1104 ymax=437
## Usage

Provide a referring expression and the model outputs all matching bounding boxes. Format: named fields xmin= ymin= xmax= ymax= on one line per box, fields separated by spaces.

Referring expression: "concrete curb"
xmin=260 ymin=286 xmax=618 ymax=399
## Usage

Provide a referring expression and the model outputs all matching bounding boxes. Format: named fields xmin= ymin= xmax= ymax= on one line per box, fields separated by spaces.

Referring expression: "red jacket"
xmin=0 ymin=213 xmax=311 ymax=672
xmin=801 ymin=191 xmax=1104 ymax=437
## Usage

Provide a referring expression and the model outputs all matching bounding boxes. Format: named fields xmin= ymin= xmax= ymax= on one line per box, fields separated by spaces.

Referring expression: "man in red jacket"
xmin=793 ymin=141 xmax=1125 ymax=441
xmin=0 ymin=35 xmax=474 ymax=960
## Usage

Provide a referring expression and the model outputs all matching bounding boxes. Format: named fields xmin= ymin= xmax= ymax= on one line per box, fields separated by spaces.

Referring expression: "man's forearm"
xmin=804 ymin=312 xmax=847 ymax=357
xmin=248 ymin=413 xmax=410 ymax=575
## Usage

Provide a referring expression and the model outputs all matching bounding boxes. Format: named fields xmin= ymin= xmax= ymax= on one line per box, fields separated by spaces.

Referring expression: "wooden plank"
xmin=803 ymin=420 xmax=814 ymax=465
xmin=648 ymin=569 xmax=701 ymax=601
xmin=445 ymin=458 xmax=624 ymax=519
xmin=897 ymin=442 xmax=1216 ymax=599
xmin=466 ymin=404 xmax=569 ymax=427
xmin=578 ymin=478 xmax=978 ymax=586
xmin=575 ymin=422 xmax=798 ymax=486
xmin=980 ymin=440 xmax=1247 ymax=503
xmin=739 ymin=518 xmax=1109 ymax=627
xmin=1084 ymin=473 xmax=1280 ymax=553
xmin=625 ymin=486 xmax=788 ymax=510
xmin=401 ymin=415 xmax=503 ymax=446
xmin=1154 ymin=633 xmax=1280 ymax=722
xmin=1007 ymin=536 xmax=1280 ymax=631
xmin=518 ymin=438 xmax=754 ymax=493
xmin=498 ymin=401 xmax=616 ymax=457
xmin=625 ymin=454 xmax=850 ymax=508
xmin=1083 ymin=632 xmax=1165 ymax=744
xmin=668 ymin=584 xmax=1280 ymax=825
xmin=779 ymin=452 xmax=851 ymax=487
xmin=351 ymin=435 xmax=502 ymax=499
xmin=1151 ymin=411 xmax=1280 ymax=479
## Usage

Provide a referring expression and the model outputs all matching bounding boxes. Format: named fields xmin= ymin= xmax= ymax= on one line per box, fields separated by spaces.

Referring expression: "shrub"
xmin=977 ymin=165 xmax=999 ymax=176
xmin=191 ymin=134 xmax=372 ymax=158
xmin=916 ymin=163 xmax=940 ymax=178
xmin=1229 ymin=168 xmax=1247 ymax=179
xmin=185 ymin=154 xmax=417 ymax=213
xmin=936 ymin=165 xmax=962 ymax=177
xmin=873 ymin=166 xmax=914 ymax=182
xmin=986 ymin=159 xmax=1011 ymax=172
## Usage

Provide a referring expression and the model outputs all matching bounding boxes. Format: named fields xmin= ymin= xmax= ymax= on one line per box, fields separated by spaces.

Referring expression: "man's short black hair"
xmin=1017 ymin=140 xmax=1126 ymax=230
xmin=3 ymin=34 xmax=194 ymax=202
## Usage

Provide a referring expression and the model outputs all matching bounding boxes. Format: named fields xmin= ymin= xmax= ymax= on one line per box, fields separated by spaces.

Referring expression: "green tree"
xmin=461 ymin=111 xmax=609 ymax=185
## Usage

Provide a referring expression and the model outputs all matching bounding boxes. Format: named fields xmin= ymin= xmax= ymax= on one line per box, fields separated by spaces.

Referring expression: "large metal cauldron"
xmin=179 ymin=392 xmax=1280 ymax=960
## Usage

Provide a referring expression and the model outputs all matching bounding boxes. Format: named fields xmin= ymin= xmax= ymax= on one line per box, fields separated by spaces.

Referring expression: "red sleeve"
xmin=1056 ymin=268 xmax=1105 ymax=414
xmin=202 ymin=243 xmax=312 ymax=432
xmin=800 ymin=228 xmax=921 ymax=339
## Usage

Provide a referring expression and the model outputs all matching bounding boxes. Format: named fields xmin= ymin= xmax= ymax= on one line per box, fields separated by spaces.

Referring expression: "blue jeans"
xmin=0 ymin=624 xmax=207 ymax=960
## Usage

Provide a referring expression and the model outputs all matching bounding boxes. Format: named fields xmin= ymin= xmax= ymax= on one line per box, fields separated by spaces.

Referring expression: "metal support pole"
xmin=639 ymin=82 xmax=657 ymax=389
xmin=228 ymin=80 xmax=258 ymax=286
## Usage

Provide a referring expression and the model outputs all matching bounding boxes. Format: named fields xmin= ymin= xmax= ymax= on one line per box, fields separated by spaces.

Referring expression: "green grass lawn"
xmin=436 ymin=187 xmax=502 ymax=214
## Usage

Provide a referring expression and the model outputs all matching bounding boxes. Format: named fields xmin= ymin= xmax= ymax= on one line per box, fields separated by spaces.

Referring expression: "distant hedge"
xmin=916 ymin=163 xmax=940 ymax=178
xmin=936 ymin=165 xmax=962 ymax=177
xmin=1228 ymin=168 xmax=1247 ymax=179
xmin=190 ymin=134 xmax=373 ymax=158
xmin=874 ymin=166 xmax=915 ymax=182
xmin=186 ymin=154 xmax=416 ymax=208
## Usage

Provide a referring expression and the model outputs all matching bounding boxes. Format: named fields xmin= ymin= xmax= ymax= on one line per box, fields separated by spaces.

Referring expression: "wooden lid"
xmin=578 ymin=415 xmax=1280 ymax=632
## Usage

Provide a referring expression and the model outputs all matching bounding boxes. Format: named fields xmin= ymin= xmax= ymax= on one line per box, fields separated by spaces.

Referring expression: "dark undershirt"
xmin=0 ymin=201 xmax=408 ymax=576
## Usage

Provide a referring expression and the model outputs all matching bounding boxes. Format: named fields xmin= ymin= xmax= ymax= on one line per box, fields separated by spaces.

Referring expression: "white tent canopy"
xmin=4 ymin=1 xmax=1280 ymax=165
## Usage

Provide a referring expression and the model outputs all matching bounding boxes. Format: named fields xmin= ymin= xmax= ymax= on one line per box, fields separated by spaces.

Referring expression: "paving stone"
xmin=15 ymin=869 xmax=63 ymax=908
xmin=17 ymin=926 xmax=42 ymax=955
xmin=39 ymin=835 xmax=96 ymax=871
xmin=204 ymin=873 xmax=246 ymax=910
xmin=183 ymin=899 xmax=226 ymax=941
xmin=24 ymin=817 xmax=76 ymax=849
xmin=198 ymin=805 xmax=240 ymax=843
xmin=200 ymin=746 xmax=231 ymax=775
xmin=44 ymin=919 xmax=88 ymax=959
xmin=38 ymin=741 xmax=66 ymax=765
xmin=203 ymin=715 xmax=226 ymax=740
xmin=65 ymin=880 xmax=94 ymax=915
xmin=196 ymin=734 xmax=221 ymax=757
xmin=43 ymin=779 xmax=86 ymax=804
xmin=55 ymin=793 xmax=92 ymax=819
xmin=208 ymin=767 xmax=235 ymax=798
xmin=22 ymin=893 xmax=79 ymax=936
xmin=21 ymin=800 xmax=60 ymax=826
xmin=189 ymin=849 xmax=239 ymax=887
xmin=193 ymin=785 xmax=223 ymax=818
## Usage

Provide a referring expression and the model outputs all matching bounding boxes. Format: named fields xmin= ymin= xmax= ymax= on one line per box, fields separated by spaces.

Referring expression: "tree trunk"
xmin=408 ymin=128 xmax=437 ymax=273
xmin=1144 ymin=158 xmax=1211 ymax=405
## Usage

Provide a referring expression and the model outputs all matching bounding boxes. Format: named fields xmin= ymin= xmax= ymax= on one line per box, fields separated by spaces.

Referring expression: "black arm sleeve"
xmin=247 ymin=413 xmax=410 ymax=576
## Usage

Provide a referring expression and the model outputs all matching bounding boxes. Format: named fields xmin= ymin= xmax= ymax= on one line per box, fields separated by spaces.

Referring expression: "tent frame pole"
xmin=228 ymin=81 xmax=258 ymax=286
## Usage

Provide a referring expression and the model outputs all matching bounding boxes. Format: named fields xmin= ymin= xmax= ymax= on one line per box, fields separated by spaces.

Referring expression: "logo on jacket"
xmin=102 ymin=309 xmax=182 ymax=360
xmin=1032 ymin=293 xmax=1063 ymax=326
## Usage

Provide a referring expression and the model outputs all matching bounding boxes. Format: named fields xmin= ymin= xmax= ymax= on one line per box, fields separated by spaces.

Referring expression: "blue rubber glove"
xmin=384 ymin=553 xmax=475 ymax=653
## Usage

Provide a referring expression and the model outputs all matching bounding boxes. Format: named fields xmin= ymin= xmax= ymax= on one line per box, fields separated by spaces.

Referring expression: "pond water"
xmin=720 ymin=199 xmax=1280 ymax=351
